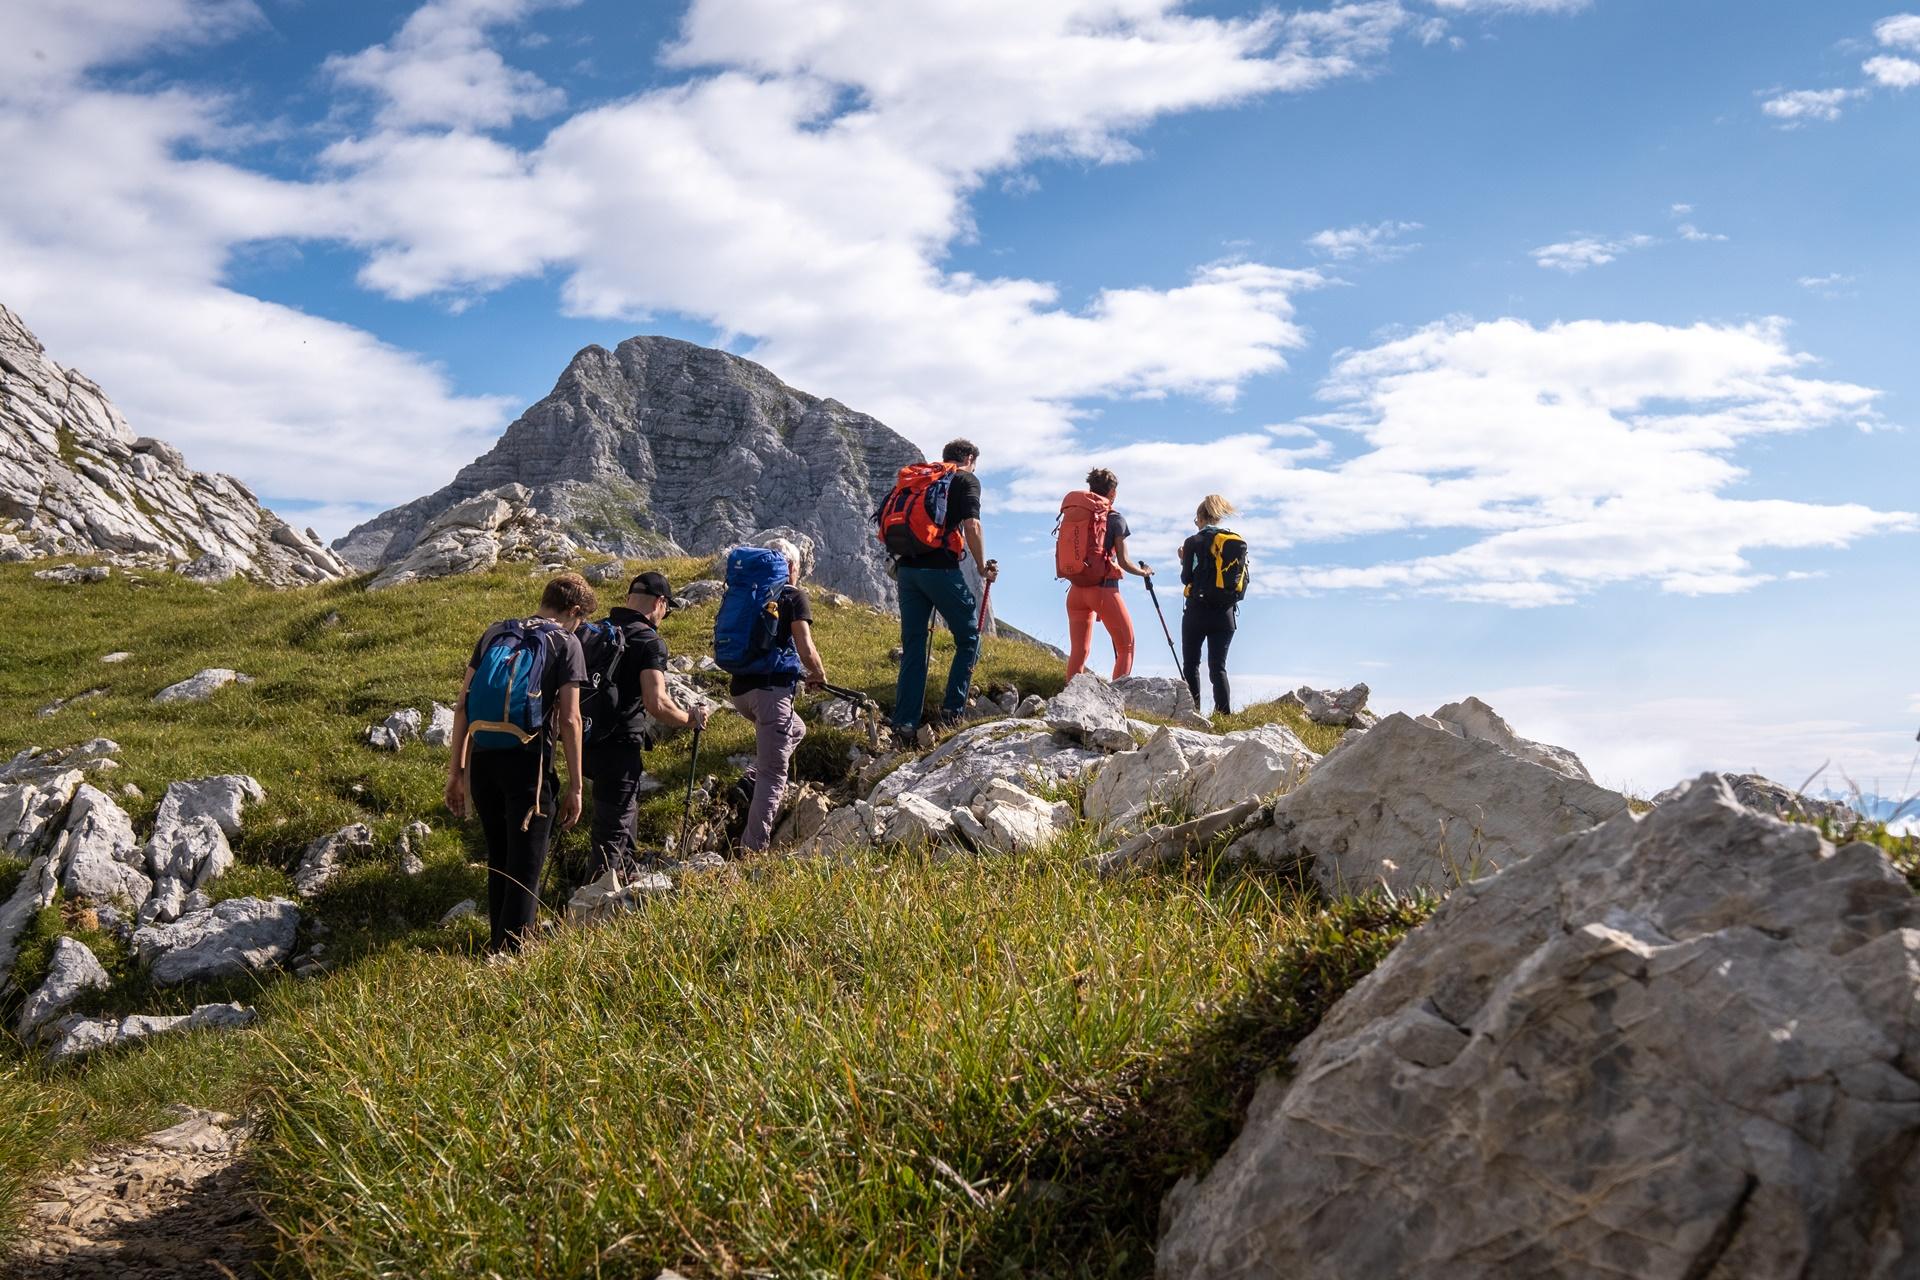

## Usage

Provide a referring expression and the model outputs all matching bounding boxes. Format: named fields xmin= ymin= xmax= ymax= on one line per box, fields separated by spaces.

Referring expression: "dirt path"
xmin=4 ymin=1107 xmax=264 ymax=1280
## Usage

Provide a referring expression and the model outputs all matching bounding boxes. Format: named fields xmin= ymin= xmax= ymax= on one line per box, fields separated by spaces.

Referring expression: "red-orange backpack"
xmin=875 ymin=462 xmax=963 ymax=560
xmin=1054 ymin=490 xmax=1113 ymax=587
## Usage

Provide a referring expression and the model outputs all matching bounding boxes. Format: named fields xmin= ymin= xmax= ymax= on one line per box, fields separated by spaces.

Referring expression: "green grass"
xmin=1211 ymin=698 xmax=1347 ymax=756
xmin=0 ymin=556 xmax=1419 ymax=1275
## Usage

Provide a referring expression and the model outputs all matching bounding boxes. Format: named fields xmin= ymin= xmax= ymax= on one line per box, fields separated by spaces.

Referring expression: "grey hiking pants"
xmin=731 ymin=683 xmax=807 ymax=851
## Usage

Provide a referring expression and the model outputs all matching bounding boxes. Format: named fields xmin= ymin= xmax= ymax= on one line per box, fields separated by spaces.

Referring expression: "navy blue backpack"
xmin=713 ymin=548 xmax=804 ymax=679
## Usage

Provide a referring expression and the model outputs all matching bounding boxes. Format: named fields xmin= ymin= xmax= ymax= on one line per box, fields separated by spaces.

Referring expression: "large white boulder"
xmin=1424 ymin=695 xmax=1593 ymax=783
xmin=1111 ymin=676 xmax=1212 ymax=730
xmin=1085 ymin=723 xmax=1319 ymax=830
xmin=1159 ymin=775 xmax=1920 ymax=1280
xmin=132 ymin=897 xmax=300 ymax=986
xmin=58 ymin=784 xmax=151 ymax=908
xmin=880 ymin=793 xmax=956 ymax=848
xmin=869 ymin=718 xmax=1107 ymax=812
xmin=1045 ymin=674 xmax=1137 ymax=752
xmin=15 ymin=936 xmax=111 ymax=1041
xmin=1280 ymin=683 xmax=1376 ymax=728
xmin=149 ymin=774 xmax=264 ymax=842
xmin=1235 ymin=712 xmax=1628 ymax=896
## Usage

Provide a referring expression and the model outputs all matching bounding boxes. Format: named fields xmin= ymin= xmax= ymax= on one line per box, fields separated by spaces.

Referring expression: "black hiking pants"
xmin=1181 ymin=603 xmax=1237 ymax=715
xmin=469 ymin=747 xmax=557 ymax=953
xmin=586 ymin=742 xmax=646 ymax=882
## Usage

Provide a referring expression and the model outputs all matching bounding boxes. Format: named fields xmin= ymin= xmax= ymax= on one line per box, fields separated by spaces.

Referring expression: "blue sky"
xmin=2 ymin=0 xmax=1916 ymax=795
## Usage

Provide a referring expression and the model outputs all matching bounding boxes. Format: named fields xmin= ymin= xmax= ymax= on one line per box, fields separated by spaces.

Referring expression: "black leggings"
xmin=1181 ymin=604 xmax=1237 ymax=714
xmin=469 ymin=748 xmax=557 ymax=953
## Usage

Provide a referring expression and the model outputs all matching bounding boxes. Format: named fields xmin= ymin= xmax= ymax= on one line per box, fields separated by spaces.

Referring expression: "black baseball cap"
xmin=628 ymin=571 xmax=673 ymax=604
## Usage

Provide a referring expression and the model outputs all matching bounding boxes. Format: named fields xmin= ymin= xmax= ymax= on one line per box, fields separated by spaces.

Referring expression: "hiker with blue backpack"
xmin=715 ymin=539 xmax=827 ymax=852
xmin=577 ymin=571 xmax=710 ymax=881
xmin=444 ymin=572 xmax=596 ymax=954
xmin=876 ymin=438 xmax=998 ymax=742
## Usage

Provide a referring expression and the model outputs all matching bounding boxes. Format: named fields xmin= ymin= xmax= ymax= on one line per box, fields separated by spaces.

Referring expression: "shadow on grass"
xmin=962 ymin=893 xmax=1432 ymax=1279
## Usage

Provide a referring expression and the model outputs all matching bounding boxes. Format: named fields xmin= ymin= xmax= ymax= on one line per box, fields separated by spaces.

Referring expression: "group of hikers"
xmin=444 ymin=437 xmax=1250 ymax=953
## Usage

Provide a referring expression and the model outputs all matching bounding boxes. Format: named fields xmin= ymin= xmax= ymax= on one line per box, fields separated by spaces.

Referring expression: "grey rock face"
xmin=1278 ymin=683 xmax=1377 ymax=728
xmin=153 ymin=668 xmax=251 ymax=704
xmin=0 ymin=766 xmax=85 ymax=857
xmin=140 ymin=815 xmax=234 ymax=925
xmin=1045 ymin=674 xmax=1137 ymax=751
xmin=0 ymin=303 xmax=347 ymax=586
xmin=868 ymin=718 xmax=1107 ymax=812
xmin=1111 ymin=676 xmax=1212 ymax=730
xmin=293 ymin=823 xmax=373 ymax=897
xmin=44 ymin=1001 xmax=255 ymax=1061
xmin=1158 ymin=776 xmax=1920 ymax=1280
xmin=365 ymin=482 xmax=578 ymax=591
xmin=58 ymin=784 xmax=151 ymax=908
xmin=336 ymin=335 xmax=923 ymax=606
xmin=1085 ymin=723 xmax=1319 ymax=830
xmin=677 ymin=578 xmax=725 ymax=606
xmin=0 ymin=853 xmax=61 ymax=985
xmin=132 ymin=897 xmax=299 ymax=986
xmin=1654 ymin=771 xmax=1859 ymax=825
xmin=1424 ymin=695 xmax=1592 ymax=783
xmin=32 ymin=563 xmax=109 ymax=584
xmin=1248 ymin=712 xmax=1630 ymax=896
xmin=16 ymin=936 xmax=111 ymax=1041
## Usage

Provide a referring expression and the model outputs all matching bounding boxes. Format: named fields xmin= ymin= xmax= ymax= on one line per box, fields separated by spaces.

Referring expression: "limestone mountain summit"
xmin=336 ymin=336 xmax=925 ymax=604
xmin=0 ymin=304 xmax=346 ymax=586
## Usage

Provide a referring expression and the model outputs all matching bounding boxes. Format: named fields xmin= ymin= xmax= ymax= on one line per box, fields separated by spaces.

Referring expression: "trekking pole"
xmin=820 ymin=681 xmax=879 ymax=708
xmin=977 ymin=573 xmax=993 ymax=635
xmin=1142 ymin=573 xmax=1180 ymax=671
xmin=679 ymin=723 xmax=703 ymax=857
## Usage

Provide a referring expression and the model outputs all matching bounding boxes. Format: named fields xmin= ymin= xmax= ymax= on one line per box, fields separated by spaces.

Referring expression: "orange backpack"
xmin=875 ymin=462 xmax=963 ymax=559
xmin=1054 ymin=490 xmax=1114 ymax=587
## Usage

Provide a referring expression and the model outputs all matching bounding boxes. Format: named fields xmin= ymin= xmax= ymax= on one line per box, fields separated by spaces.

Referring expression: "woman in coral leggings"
xmin=1064 ymin=468 xmax=1154 ymax=680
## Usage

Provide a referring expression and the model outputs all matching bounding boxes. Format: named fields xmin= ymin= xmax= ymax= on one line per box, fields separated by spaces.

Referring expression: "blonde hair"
xmin=1195 ymin=494 xmax=1236 ymax=525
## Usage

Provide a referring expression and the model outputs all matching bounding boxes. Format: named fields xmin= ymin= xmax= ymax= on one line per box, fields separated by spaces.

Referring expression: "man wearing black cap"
xmin=584 ymin=571 xmax=708 ymax=881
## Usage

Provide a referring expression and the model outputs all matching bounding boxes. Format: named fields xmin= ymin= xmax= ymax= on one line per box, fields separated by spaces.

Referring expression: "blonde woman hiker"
xmin=1178 ymin=495 xmax=1249 ymax=715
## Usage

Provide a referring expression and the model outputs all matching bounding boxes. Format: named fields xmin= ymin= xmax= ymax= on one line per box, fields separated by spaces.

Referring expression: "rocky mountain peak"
xmin=0 ymin=303 xmax=347 ymax=586
xmin=335 ymin=334 xmax=925 ymax=605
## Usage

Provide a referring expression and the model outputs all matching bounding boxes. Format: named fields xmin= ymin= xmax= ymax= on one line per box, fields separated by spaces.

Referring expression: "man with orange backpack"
xmin=1057 ymin=467 xmax=1154 ymax=681
xmin=876 ymin=438 xmax=998 ymax=740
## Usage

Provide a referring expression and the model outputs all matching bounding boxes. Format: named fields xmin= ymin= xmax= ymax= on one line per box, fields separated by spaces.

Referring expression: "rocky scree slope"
xmin=337 ymin=336 xmax=923 ymax=605
xmin=0 ymin=304 xmax=345 ymax=585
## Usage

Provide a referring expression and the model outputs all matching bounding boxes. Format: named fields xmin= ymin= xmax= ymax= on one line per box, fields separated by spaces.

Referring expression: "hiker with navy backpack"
xmin=1178 ymin=495 xmax=1249 ymax=716
xmin=1056 ymin=467 xmax=1153 ymax=681
xmin=876 ymin=438 xmax=997 ymax=741
xmin=577 ymin=571 xmax=709 ymax=881
xmin=444 ymin=573 xmax=596 ymax=954
xmin=715 ymin=539 xmax=827 ymax=852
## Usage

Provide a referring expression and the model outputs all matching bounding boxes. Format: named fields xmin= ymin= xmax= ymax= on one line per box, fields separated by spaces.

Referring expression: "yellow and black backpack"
xmin=1185 ymin=527 xmax=1249 ymax=606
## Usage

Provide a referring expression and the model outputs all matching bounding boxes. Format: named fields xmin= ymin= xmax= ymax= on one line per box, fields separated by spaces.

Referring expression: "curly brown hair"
xmin=1086 ymin=468 xmax=1118 ymax=497
xmin=540 ymin=572 xmax=599 ymax=616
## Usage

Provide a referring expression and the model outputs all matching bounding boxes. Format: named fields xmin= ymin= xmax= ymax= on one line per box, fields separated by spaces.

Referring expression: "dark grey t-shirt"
xmin=468 ymin=618 xmax=588 ymax=745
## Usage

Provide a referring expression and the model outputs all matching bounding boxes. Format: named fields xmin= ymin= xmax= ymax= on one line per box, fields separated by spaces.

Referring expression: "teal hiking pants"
xmin=892 ymin=566 xmax=980 ymax=730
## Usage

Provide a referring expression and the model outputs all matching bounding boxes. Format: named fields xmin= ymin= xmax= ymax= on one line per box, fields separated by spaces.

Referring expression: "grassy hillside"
xmin=0 ymin=556 xmax=1411 ymax=1277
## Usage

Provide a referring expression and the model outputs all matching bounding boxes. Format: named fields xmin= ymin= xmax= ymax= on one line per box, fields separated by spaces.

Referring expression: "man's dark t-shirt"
xmin=596 ymin=606 xmax=669 ymax=747
xmin=899 ymin=469 xmax=981 ymax=572
xmin=730 ymin=586 xmax=813 ymax=695
xmin=468 ymin=619 xmax=588 ymax=753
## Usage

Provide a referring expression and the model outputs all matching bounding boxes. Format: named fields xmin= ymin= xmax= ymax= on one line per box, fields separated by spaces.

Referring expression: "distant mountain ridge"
xmin=0 ymin=303 xmax=346 ymax=586
xmin=336 ymin=336 xmax=925 ymax=606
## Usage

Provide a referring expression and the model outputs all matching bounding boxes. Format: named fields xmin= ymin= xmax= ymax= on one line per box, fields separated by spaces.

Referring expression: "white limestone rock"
xmin=1045 ymin=673 xmax=1137 ymax=751
xmin=44 ymin=1001 xmax=256 ymax=1061
xmin=15 ymin=936 xmax=110 ymax=1041
xmin=1085 ymin=724 xmax=1318 ymax=830
xmin=152 ymin=668 xmax=248 ymax=705
xmin=58 ymin=784 xmax=151 ymax=909
xmin=1112 ymin=676 xmax=1212 ymax=730
xmin=292 ymin=822 xmax=373 ymax=897
xmin=1241 ymin=712 xmax=1629 ymax=896
xmin=1159 ymin=776 xmax=1920 ymax=1280
xmin=795 ymin=802 xmax=883 ymax=859
xmin=367 ymin=707 xmax=422 ymax=751
xmin=132 ymin=897 xmax=299 ymax=986
xmin=0 ymin=852 xmax=61 ymax=985
xmin=423 ymin=702 xmax=455 ymax=748
xmin=868 ymin=719 xmax=1106 ymax=812
xmin=1654 ymin=771 xmax=1859 ymax=825
xmin=0 ymin=767 xmax=85 ymax=857
xmin=32 ymin=564 xmax=109 ymax=584
xmin=641 ymin=672 xmax=718 ymax=745
xmin=566 ymin=869 xmax=674 ymax=924
xmin=677 ymin=578 xmax=726 ymax=606
xmin=881 ymin=793 xmax=956 ymax=848
xmin=1424 ymin=695 xmax=1593 ymax=783
xmin=149 ymin=775 xmax=263 ymax=847
xmin=1279 ymin=683 xmax=1376 ymax=728
xmin=438 ymin=899 xmax=479 ymax=927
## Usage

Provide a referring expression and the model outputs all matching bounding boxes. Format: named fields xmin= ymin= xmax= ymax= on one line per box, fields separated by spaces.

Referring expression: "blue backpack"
xmin=465 ymin=617 xmax=562 ymax=752
xmin=714 ymin=548 xmax=805 ymax=679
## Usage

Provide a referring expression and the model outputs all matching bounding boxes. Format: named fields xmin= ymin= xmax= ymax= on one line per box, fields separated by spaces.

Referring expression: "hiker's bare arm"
xmin=640 ymin=668 xmax=707 ymax=729
xmin=555 ymin=684 xmax=584 ymax=830
xmin=1114 ymin=536 xmax=1151 ymax=578
xmin=792 ymin=620 xmax=827 ymax=689
xmin=444 ymin=667 xmax=474 ymax=817
xmin=962 ymin=518 xmax=996 ymax=580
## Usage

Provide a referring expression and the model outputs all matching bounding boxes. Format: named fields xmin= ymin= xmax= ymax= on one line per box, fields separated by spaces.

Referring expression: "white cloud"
xmin=1864 ymin=54 xmax=1920 ymax=88
xmin=1799 ymin=272 xmax=1856 ymax=297
xmin=0 ymin=0 xmax=261 ymax=98
xmin=1306 ymin=220 xmax=1424 ymax=260
xmin=1762 ymin=87 xmax=1861 ymax=124
xmin=1428 ymin=0 xmax=1590 ymax=12
xmin=325 ymin=0 xmax=573 ymax=130
xmin=1670 ymin=202 xmax=1693 ymax=215
xmin=1876 ymin=13 xmax=1920 ymax=50
xmin=1002 ymin=317 xmax=1914 ymax=606
xmin=1676 ymin=222 xmax=1727 ymax=242
xmin=1529 ymin=233 xmax=1655 ymax=272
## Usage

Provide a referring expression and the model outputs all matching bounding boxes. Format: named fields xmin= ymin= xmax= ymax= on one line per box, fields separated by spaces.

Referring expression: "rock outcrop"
xmin=131 ymin=897 xmax=300 ymax=986
xmin=1655 ymin=771 xmax=1860 ymax=825
xmin=1158 ymin=775 xmax=1920 ymax=1280
xmin=1423 ymin=695 xmax=1592 ymax=783
xmin=335 ymin=335 xmax=922 ymax=605
xmin=1236 ymin=711 xmax=1629 ymax=896
xmin=0 ymin=303 xmax=347 ymax=585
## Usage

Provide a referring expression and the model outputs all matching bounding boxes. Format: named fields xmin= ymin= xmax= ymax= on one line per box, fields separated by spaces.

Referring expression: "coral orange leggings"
xmin=1064 ymin=584 xmax=1135 ymax=681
